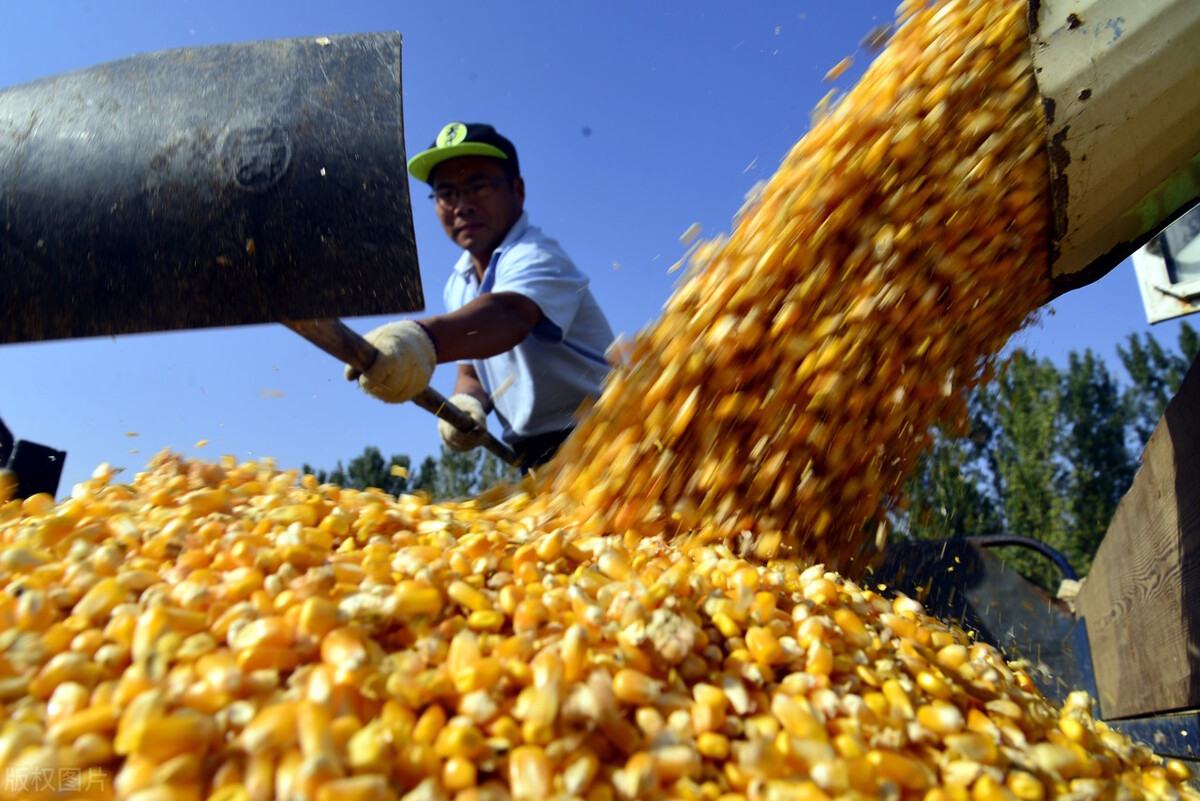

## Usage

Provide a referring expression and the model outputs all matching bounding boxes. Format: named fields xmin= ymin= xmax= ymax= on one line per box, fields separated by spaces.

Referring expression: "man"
xmin=346 ymin=122 xmax=615 ymax=469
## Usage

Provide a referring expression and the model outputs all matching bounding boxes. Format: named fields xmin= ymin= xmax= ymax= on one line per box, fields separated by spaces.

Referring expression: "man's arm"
xmin=345 ymin=291 xmax=541 ymax=406
xmin=453 ymin=363 xmax=490 ymax=411
xmin=420 ymin=292 xmax=542 ymax=363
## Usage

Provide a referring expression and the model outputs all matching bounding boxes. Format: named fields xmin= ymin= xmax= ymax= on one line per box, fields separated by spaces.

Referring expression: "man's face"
xmin=429 ymin=156 xmax=525 ymax=264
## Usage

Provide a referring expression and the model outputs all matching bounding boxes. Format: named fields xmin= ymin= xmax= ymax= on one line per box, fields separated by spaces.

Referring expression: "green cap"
xmin=407 ymin=122 xmax=520 ymax=183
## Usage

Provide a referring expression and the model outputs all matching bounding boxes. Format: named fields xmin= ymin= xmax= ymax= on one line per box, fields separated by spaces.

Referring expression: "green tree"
xmin=975 ymin=351 xmax=1069 ymax=590
xmin=478 ymin=451 xmax=522 ymax=493
xmin=416 ymin=447 xmax=521 ymax=499
xmin=1118 ymin=321 xmax=1199 ymax=450
xmin=310 ymin=446 xmax=522 ymax=502
xmin=435 ymin=448 xmax=483 ymax=499
xmin=895 ymin=352 xmax=1078 ymax=590
xmin=411 ymin=455 xmax=440 ymax=495
xmin=898 ymin=326 xmax=1197 ymax=591
xmin=900 ymin=402 xmax=1000 ymax=541
xmin=1059 ymin=350 xmax=1135 ymax=573
xmin=302 ymin=446 xmax=411 ymax=496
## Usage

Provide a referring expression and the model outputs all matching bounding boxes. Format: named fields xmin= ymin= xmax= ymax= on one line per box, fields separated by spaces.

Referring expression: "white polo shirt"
xmin=443 ymin=212 xmax=614 ymax=443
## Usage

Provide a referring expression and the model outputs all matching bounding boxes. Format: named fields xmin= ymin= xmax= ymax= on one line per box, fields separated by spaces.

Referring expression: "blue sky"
xmin=2 ymin=1 xmax=1192 ymax=494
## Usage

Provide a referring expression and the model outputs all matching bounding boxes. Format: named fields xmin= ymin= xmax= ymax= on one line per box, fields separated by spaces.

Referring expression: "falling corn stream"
xmin=3 ymin=1 xmax=1197 ymax=799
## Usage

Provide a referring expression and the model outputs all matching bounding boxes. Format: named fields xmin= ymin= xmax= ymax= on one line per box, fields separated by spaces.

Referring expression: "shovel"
xmin=285 ymin=318 xmax=518 ymax=465
xmin=0 ymin=32 xmax=517 ymax=466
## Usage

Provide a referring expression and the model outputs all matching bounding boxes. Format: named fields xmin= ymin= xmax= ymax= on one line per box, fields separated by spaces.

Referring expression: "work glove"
xmin=438 ymin=393 xmax=489 ymax=452
xmin=344 ymin=320 xmax=437 ymax=404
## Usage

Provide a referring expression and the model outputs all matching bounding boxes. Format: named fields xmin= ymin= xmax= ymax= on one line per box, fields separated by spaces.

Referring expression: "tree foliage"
xmin=898 ymin=323 xmax=1196 ymax=590
xmin=302 ymin=446 xmax=411 ymax=496
xmin=1118 ymin=321 xmax=1199 ymax=450
xmin=305 ymin=446 xmax=520 ymax=501
xmin=1059 ymin=350 xmax=1134 ymax=573
xmin=902 ymin=399 xmax=999 ymax=542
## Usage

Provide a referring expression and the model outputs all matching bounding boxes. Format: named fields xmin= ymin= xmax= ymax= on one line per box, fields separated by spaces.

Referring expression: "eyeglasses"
xmin=428 ymin=176 xmax=510 ymax=208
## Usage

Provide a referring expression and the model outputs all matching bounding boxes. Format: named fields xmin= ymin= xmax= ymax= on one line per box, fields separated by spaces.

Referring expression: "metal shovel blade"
xmin=1 ymin=32 xmax=424 ymax=344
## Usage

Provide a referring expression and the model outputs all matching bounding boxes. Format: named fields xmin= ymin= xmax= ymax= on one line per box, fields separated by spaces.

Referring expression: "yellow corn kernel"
xmin=771 ymin=694 xmax=826 ymax=742
xmin=297 ymin=597 xmax=339 ymax=641
xmin=936 ymin=643 xmax=970 ymax=671
xmin=73 ymin=576 xmax=127 ymax=621
xmin=267 ymin=503 xmax=319 ymax=526
xmin=916 ymin=700 xmax=966 ymax=736
xmin=692 ymin=699 xmax=726 ymax=735
xmin=916 ymin=671 xmax=954 ymax=701
xmin=597 ymin=550 xmax=634 ymax=582
xmin=392 ymin=581 xmax=443 ymax=617
xmin=296 ymin=700 xmax=336 ymax=760
xmin=562 ymin=749 xmax=600 ymax=796
xmin=229 ymin=616 xmax=294 ymax=651
xmin=21 ymin=491 xmax=55 ymax=514
xmin=468 ymin=609 xmax=506 ymax=632
xmin=46 ymin=681 xmax=90 ymax=724
xmin=832 ymin=607 xmax=869 ymax=646
xmin=562 ymin=623 xmax=589 ymax=681
xmin=633 ymin=706 xmax=664 ymax=739
xmin=970 ymin=775 xmax=1018 ymax=801
xmin=443 ymin=755 xmax=479 ymax=791
xmin=509 ymin=745 xmax=553 ymax=800
xmin=1028 ymin=743 xmax=1084 ymax=781
xmin=943 ymin=732 xmax=999 ymax=764
xmin=803 ymin=639 xmax=833 ymax=677
xmin=745 ymin=626 xmax=786 ymax=665
xmin=434 ymin=720 xmax=487 ymax=760
xmin=513 ymin=598 xmax=548 ymax=633
xmin=1142 ymin=771 xmax=1178 ymax=797
xmin=866 ymin=750 xmax=932 ymax=792
xmin=274 ymin=748 xmax=305 ymax=799
xmin=29 ymin=652 xmax=98 ymax=699
xmin=209 ymin=786 xmax=251 ymax=801
xmin=345 ymin=721 xmax=389 ymax=772
xmin=881 ymin=679 xmax=915 ymax=720
xmin=320 ymin=627 xmax=372 ymax=670
xmin=824 ymin=55 xmax=854 ymax=82
xmin=712 ymin=613 xmax=741 ymax=639
xmin=1058 ymin=716 xmax=1093 ymax=749
xmin=452 ymin=655 xmax=503 ymax=696
xmin=45 ymin=703 xmax=120 ymax=744
xmin=1005 ymin=770 xmax=1045 ymax=801
xmin=122 ymin=714 xmax=218 ymax=762
xmin=412 ymin=705 xmax=447 ymax=746
xmin=697 ymin=732 xmax=731 ymax=761
xmin=237 ymin=644 xmax=300 ymax=673
xmin=612 ymin=669 xmax=661 ymax=706
xmin=499 ymin=585 xmax=524 ymax=617
xmin=240 ymin=703 xmax=299 ymax=754
xmin=449 ymin=580 xmax=494 ymax=614
xmin=1166 ymin=759 xmax=1194 ymax=783
xmin=651 ymin=743 xmax=701 ymax=782
xmin=616 ymin=751 xmax=659 ymax=799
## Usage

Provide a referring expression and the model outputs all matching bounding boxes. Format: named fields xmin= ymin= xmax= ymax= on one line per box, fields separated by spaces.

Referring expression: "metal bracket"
xmin=0 ymin=416 xmax=66 ymax=498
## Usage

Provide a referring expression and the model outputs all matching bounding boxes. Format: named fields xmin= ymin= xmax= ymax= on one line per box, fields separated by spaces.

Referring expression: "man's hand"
xmin=438 ymin=393 xmax=489 ymax=452
xmin=345 ymin=321 xmax=437 ymax=403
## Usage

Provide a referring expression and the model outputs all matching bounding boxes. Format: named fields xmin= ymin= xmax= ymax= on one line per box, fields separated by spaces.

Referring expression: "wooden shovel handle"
xmin=284 ymin=319 xmax=519 ymax=466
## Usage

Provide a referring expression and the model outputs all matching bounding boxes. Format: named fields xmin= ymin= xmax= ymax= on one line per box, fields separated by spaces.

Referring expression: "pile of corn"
xmin=1 ymin=454 xmax=1195 ymax=800
xmin=545 ymin=0 xmax=1054 ymax=571
xmin=4 ymin=0 xmax=1198 ymax=799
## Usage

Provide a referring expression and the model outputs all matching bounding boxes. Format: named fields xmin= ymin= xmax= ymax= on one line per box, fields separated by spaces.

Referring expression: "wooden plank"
xmin=1076 ymin=352 xmax=1200 ymax=719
